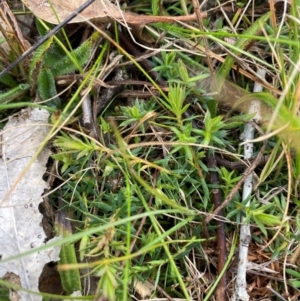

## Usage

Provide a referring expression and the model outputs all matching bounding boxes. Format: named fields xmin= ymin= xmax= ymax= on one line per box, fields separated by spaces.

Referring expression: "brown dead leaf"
xmin=21 ymin=0 xmax=206 ymax=25
xmin=133 ymin=278 xmax=155 ymax=298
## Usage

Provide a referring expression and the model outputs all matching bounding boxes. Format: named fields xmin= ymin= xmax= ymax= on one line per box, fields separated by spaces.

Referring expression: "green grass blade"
xmin=217 ymin=12 xmax=271 ymax=89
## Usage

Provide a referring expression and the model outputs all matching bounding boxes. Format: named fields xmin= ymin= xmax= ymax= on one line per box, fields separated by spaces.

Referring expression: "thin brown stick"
xmin=148 ymin=279 xmax=175 ymax=301
xmin=207 ymin=154 xmax=227 ymax=301
xmin=1 ymin=0 xmax=30 ymax=51
xmin=192 ymin=0 xmax=217 ymax=91
xmin=214 ymin=150 xmax=293 ymax=170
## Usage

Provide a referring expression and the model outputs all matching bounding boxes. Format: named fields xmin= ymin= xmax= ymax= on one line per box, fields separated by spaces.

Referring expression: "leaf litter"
xmin=0 ymin=108 xmax=60 ymax=301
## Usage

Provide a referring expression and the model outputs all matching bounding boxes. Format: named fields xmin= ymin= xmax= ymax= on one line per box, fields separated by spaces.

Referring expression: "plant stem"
xmin=207 ymin=154 xmax=227 ymax=301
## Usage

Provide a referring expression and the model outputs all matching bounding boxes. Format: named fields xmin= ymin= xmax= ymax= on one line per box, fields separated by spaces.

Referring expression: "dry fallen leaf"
xmin=0 ymin=108 xmax=60 ymax=301
xmin=21 ymin=0 xmax=206 ymax=25
xmin=133 ymin=278 xmax=155 ymax=299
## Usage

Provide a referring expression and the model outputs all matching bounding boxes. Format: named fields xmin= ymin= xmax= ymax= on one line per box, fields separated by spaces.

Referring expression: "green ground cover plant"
xmin=0 ymin=1 xmax=300 ymax=300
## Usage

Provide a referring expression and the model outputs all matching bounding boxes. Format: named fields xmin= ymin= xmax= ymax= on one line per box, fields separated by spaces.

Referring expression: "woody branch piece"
xmin=207 ymin=154 xmax=228 ymax=301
